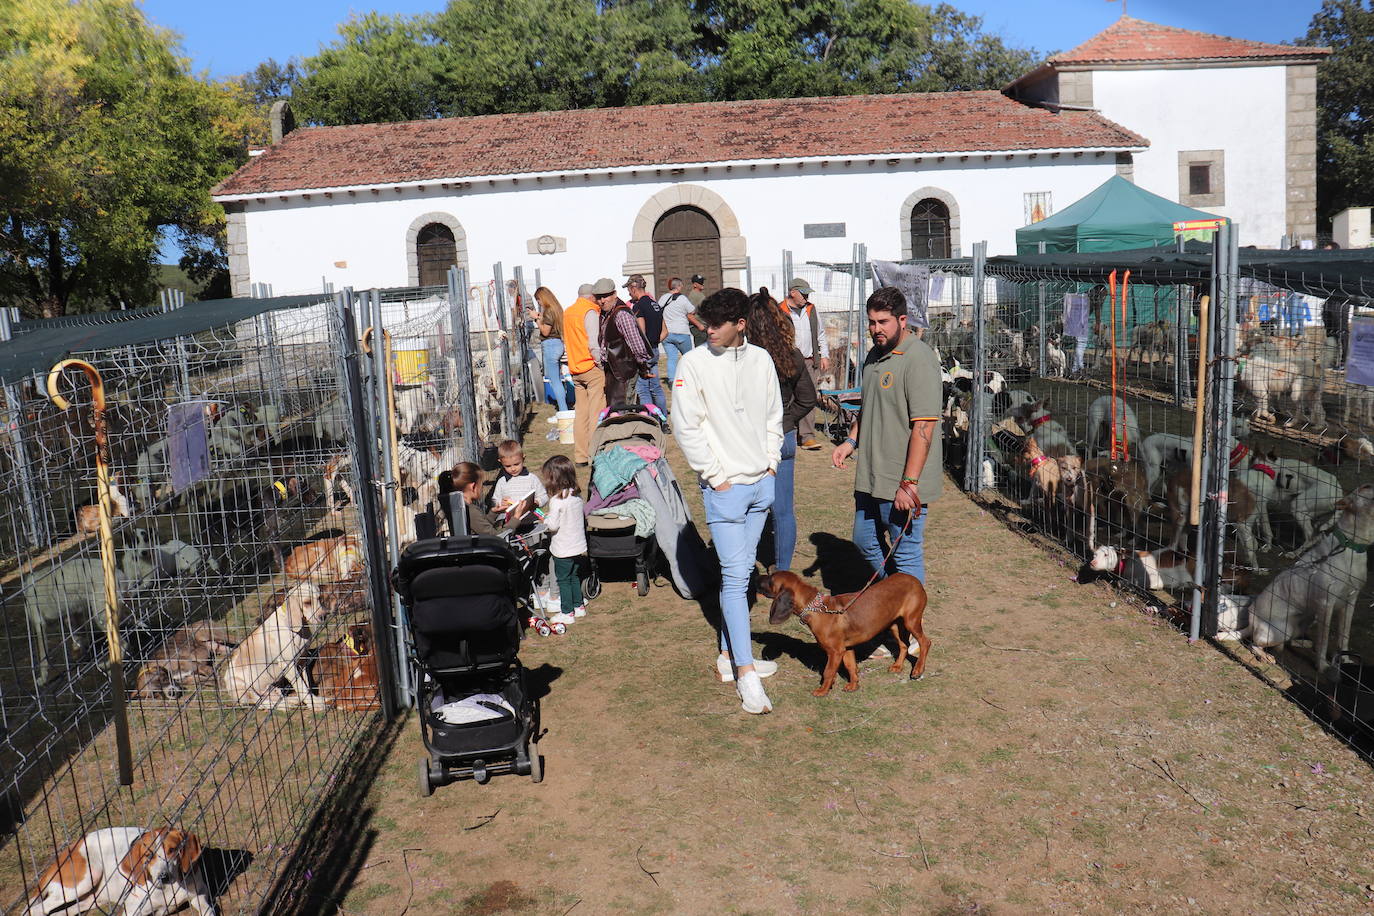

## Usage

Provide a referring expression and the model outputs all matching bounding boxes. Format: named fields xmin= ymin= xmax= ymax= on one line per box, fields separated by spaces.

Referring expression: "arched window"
xmin=416 ymin=223 xmax=457 ymax=287
xmin=909 ymin=199 xmax=951 ymax=259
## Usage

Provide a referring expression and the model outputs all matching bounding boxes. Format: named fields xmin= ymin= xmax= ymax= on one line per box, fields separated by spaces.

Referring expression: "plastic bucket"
xmin=556 ymin=409 xmax=575 ymax=445
xmin=392 ymin=338 xmax=430 ymax=384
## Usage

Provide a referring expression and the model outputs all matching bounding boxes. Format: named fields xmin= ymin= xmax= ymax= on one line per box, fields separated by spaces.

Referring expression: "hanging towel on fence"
xmin=633 ymin=458 xmax=712 ymax=599
xmin=590 ymin=498 xmax=655 ymax=538
xmin=592 ymin=446 xmax=648 ymax=497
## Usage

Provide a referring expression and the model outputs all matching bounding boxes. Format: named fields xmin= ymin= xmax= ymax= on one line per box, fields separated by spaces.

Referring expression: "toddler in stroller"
xmin=394 ymin=524 xmax=544 ymax=793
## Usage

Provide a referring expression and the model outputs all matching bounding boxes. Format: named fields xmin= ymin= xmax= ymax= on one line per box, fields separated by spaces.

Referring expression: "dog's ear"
xmin=166 ymin=829 xmax=202 ymax=875
xmin=768 ymin=589 xmax=795 ymax=625
xmin=121 ymin=828 xmax=163 ymax=884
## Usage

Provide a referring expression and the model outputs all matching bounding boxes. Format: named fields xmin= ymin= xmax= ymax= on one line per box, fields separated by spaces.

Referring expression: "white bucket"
xmin=556 ymin=409 xmax=575 ymax=445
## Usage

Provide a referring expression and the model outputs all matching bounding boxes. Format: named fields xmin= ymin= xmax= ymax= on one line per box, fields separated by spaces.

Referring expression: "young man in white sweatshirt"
xmin=673 ymin=288 xmax=783 ymax=714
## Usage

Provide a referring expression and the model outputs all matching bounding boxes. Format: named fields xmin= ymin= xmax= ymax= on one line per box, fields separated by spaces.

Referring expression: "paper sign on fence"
xmin=1347 ymin=318 xmax=1374 ymax=387
xmin=870 ymin=260 xmax=930 ymax=328
xmin=168 ymin=401 xmax=212 ymax=494
xmin=1064 ymin=293 xmax=1090 ymax=339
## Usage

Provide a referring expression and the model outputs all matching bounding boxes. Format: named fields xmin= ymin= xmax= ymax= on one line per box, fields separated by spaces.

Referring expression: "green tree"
xmin=0 ymin=0 xmax=255 ymax=315
xmin=1301 ymin=0 xmax=1374 ymax=224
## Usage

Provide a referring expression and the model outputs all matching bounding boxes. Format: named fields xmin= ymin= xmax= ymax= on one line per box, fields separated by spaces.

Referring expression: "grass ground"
xmin=334 ymin=403 xmax=1374 ymax=915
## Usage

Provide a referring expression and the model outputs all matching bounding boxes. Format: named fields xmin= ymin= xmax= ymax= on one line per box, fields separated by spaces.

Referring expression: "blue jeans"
xmin=852 ymin=492 xmax=928 ymax=583
xmin=772 ymin=430 xmax=798 ymax=571
xmin=703 ymin=476 xmax=775 ymax=667
xmin=636 ymin=362 xmax=667 ymax=415
xmin=663 ymin=333 xmax=695 ymax=386
xmin=541 ymin=338 xmax=569 ymax=412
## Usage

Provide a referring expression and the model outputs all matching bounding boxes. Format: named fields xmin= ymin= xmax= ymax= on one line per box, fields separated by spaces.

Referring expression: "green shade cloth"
xmin=1016 ymin=176 xmax=1224 ymax=254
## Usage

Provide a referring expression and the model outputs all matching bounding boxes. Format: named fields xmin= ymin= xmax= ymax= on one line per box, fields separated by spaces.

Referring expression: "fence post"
xmin=333 ymin=288 xmax=402 ymax=716
xmin=1199 ymin=222 xmax=1240 ymax=641
xmin=447 ymin=267 xmax=480 ymax=464
xmin=492 ymin=263 xmax=519 ymax=441
xmin=0 ymin=310 xmax=50 ymax=547
xmin=846 ymin=244 xmax=859 ymax=387
xmin=964 ymin=241 xmax=988 ymax=493
xmin=782 ymin=249 xmax=793 ymax=287
xmin=513 ymin=265 xmax=535 ymax=405
xmin=1174 ymin=236 xmax=1190 ymax=406
xmin=1037 ymin=241 xmax=1048 ymax=374
xmin=745 ymin=256 xmax=752 ymax=294
xmin=856 ymin=244 xmax=869 ymax=371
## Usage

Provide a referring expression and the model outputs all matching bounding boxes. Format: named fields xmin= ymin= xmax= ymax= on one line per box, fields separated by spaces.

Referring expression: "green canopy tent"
xmin=1016 ymin=175 xmax=1223 ymax=255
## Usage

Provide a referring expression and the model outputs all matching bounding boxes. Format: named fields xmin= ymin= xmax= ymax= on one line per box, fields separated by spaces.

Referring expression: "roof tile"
xmin=214 ymin=91 xmax=1146 ymax=197
xmin=1052 ymin=16 xmax=1328 ymax=64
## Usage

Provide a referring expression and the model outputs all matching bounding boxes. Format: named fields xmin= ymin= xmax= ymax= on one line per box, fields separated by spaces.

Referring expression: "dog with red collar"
xmin=761 ymin=570 xmax=930 ymax=696
xmin=24 ymin=826 xmax=216 ymax=915
xmin=1011 ymin=398 xmax=1076 ymax=460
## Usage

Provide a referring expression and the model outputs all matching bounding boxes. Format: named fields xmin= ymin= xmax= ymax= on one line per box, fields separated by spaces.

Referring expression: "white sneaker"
xmin=546 ymin=416 xmax=559 ymax=424
xmin=870 ymin=644 xmax=893 ymax=659
xmin=736 ymin=671 xmax=773 ymax=714
xmin=573 ymin=605 xmax=587 ymax=618
xmin=716 ymin=653 xmax=778 ymax=682
xmin=548 ymin=612 xmax=576 ymax=625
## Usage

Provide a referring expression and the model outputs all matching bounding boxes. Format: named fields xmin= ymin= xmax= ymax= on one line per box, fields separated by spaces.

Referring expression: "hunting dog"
xmin=1085 ymin=395 xmax=1141 ymax=459
xmin=134 ymin=622 xmax=237 ymax=700
xmin=222 ymin=582 xmax=326 ymax=709
xmin=762 ymin=570 xmax=930 ymax=696
xmin=23 ymin=826 xmax=216 ymax=916
xmin=283 ymin=535 xmax=362 ymax=584
xmin=309 ymin=623 xmax=381 ymax=711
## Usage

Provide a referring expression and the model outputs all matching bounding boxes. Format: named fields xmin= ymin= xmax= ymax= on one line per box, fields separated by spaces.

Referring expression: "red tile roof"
xmin=213 ymin=91 xmax=1147 ymax=197
xmin=1051 ymin=16 xmax=1328 ymax=65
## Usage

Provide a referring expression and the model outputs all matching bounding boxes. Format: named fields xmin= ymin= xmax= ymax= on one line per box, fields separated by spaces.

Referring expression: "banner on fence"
xmin=871 ymin=260 xmax=930 ymax=328
xmin=167 ymin=401 xmax=211 ymax=493
xmin=1348 ymin=318 xmax=1374 ymax=387
xmin=1064 ymin=293 xmax=1090 ymax=339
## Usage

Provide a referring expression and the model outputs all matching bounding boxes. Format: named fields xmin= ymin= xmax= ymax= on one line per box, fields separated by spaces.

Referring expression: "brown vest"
xmin=600 ymin=302 xmax=644 ymax=381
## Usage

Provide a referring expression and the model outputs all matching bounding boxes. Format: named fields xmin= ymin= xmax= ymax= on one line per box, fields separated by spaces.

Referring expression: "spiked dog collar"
xmin=796 ymin=593 xmax=842 ymax=620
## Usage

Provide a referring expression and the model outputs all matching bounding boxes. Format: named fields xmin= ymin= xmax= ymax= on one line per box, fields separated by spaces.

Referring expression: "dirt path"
xmin=337 ymin=412 xmax=1374 ymax=915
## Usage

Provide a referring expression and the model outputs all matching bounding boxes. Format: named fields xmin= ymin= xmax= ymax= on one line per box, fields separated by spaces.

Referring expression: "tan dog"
xmin=283 ymin=536 xmax=361 ymax=583
xmin=134 ymin=622 xmax=237 ymax=700
xmin=311 ymin=623 xmax=381 ymax=711
xmin=24 ymin=826 xmax=215 ymax=915
xmin=763 ymin=570 xmax=930 ymax=696
xmin=222 ymin=583 xmax=326 ymax=709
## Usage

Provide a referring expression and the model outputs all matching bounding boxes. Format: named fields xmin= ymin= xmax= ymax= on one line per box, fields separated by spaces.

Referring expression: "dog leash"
xmin=797 ymin=509 xmax=917 ymax=619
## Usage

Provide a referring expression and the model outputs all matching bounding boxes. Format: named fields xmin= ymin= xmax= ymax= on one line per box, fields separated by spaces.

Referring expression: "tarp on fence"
xmin=1015 ymin=176 xmax=1223 ymax=254
xmin=0 ymin=294 xmax=332 ymax=385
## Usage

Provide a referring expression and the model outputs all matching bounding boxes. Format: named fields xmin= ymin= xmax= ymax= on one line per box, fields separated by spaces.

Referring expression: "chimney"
xmin=270 ymin=100 xmax=296 ymax=145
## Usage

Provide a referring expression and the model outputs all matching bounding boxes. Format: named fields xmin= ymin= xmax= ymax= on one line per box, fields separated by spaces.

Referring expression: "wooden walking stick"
xmin=46 ymin=358 xmax=134 ymax=786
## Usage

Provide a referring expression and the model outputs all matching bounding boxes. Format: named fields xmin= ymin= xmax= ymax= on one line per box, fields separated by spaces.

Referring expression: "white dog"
xmin=1089 ymin=544 xmax=1198 ymax=592
xmin=1084 ymin=396 xmax=1141 ymax=459
xmin=222 ymin=583 xmax=327 ymax=709
xmin=1046 ymin=336 xmax=1067 ymax=378
xmin=1238 ymin=349 xmax=1325 ymax=427
xmin=23 ymin=826 xmax=216 ymax=916
xmin=1011 ymin=398 xmax=1076 ymax=458
xmin=1246 ymin=484 xmax=1374 ymax=679
xmin=1263 ymin=457 xmax=1345 ymax=546
xmin=132 ymin=529 xmax=220 ymax=578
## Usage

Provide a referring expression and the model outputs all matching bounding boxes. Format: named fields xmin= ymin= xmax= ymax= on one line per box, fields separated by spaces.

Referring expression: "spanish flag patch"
xmin=674 ymin=379 xmax=685 ymax=387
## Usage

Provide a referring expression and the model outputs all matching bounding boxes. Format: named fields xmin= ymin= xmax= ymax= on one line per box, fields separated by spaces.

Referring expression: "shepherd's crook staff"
xmin=47 ymin=358 xmax=134 ymax=786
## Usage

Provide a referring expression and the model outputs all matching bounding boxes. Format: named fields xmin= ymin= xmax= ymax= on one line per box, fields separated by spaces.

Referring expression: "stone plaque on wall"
xmin=526 ymin=235 xmax=567 ymax=255
xmin=803 ymin=222 xmax=846 ymax=239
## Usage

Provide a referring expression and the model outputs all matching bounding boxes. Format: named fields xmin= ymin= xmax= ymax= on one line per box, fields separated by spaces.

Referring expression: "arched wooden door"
xmin=416 ymin=223 xmax=457 ymax=286
xmin=652 ymin=206 xmax=722 ymax=295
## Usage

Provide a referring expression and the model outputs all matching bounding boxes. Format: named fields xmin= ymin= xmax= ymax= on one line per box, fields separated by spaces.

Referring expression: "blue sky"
xmin=140 ymin=0 xmax=1323 ymax=82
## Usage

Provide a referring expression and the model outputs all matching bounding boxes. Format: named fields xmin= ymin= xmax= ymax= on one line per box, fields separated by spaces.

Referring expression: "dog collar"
xmin=1030 ymin=413 xmax=1053 ymax=428
xmin=1250 ymin=461 xmax=1276 ymax=481
xmin=1229 ymin=442 xmax=1250 ymax=469
xmin=1029 ymin=455 xmax=1051 ymax=471
xmin=796 ymin=593 xmax=841 ymax=620
xmin=1334 ymin=528 xmax=1372 ymax=553
xmin=344 ymin=632 xmax=362 ymax=655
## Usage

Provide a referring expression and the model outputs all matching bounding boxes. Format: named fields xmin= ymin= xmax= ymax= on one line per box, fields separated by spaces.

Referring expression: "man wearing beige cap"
xmin=784 ymin=278 xmax=830 ymax=449
xmin=593 ymin=277 xmax=653 ymax=410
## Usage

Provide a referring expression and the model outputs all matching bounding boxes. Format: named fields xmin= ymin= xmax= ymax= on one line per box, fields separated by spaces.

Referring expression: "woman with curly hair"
xmin=747 ymin=288 xmax=817 ymax=572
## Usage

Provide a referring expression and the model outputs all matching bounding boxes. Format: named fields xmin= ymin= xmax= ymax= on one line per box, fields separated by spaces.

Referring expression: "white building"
xmin=213 ymin=17 xmax=1327 ymax=301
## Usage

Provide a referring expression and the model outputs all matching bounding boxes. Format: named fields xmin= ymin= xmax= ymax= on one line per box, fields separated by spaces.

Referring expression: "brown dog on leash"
xmin=763 ymin=570 xmax=931 ymax=696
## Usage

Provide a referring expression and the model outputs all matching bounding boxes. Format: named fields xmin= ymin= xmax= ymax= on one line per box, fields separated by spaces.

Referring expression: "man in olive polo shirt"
xmin=830 ymin=286 xmax=942 ymax=583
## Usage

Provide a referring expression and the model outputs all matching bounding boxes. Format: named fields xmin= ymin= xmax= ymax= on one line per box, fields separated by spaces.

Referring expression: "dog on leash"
xmin=23 ymin=826 xmax=216 ymax=915
xmin=1246 ymin=483 xmax=1374 ymax=680
xmin=762 ymin=570 xmax=930 ymax=696
xmin=222 ymin=583 xmax=327 ymax=709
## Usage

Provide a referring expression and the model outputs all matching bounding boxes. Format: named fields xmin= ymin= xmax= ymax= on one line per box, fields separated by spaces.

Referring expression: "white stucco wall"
xmin=230 ymin=154 xmax=1122 ymax=301
xmin=1090 ymin=66 xmax=1289 ymax=248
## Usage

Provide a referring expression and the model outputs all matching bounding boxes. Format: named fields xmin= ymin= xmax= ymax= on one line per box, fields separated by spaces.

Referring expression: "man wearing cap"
xmin=784 ymin=278 xmax=830 ymax=449
xmin=625 ymin=274 xmax=668 ymax=419
xmin=593 ymin=277 xmax=654 ymax=409
xmin=686 ymin=275 xmax=708 ymax=348
xmin=564 ymin=282 xmax=606 ymax=465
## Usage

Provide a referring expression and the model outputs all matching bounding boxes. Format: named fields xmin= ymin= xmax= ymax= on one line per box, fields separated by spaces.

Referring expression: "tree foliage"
xmin=1302 ymin=0 xmax=1374 ymax=224
xmin=0 ymin=0 xmax=256 ymax=316
xmin=289 ymin=0 xmax=1037 ymax=126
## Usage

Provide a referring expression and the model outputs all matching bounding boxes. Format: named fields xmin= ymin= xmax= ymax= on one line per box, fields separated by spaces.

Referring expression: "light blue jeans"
xmin=772 ymin=430 xmax=798 ymax=571
xmin=703 ymin=475 xmax=775 ymax=667
xmin=541 ymin=338 xmax=569 ymax=412
xmin=852 ymin=492 xmax=928 ymax=583
xmin=636 ymin=364 xmax=667 ymax=415
xmin=663 ymin=332 xmax=695 ymax=386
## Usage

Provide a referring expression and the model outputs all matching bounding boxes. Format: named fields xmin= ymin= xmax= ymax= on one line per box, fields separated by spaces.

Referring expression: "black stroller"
xmin=393 ymin=526 xmax=542 ymax=793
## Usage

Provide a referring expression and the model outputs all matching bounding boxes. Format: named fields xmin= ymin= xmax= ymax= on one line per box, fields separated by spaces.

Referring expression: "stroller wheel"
xmin=635 ymin=570 xmax=650 ymax=597
xmin=418 ymin=758 xmax=433 ymax=798
xmin=551 ymin=621 xmax=567 ymax=635
xmin=529 ymin=745 xmax=543 ymax=784
xmin=582 ymin=569 xmax=601 ymax=601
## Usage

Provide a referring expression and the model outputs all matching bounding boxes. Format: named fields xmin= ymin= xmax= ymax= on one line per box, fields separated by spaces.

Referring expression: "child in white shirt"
xmin=491 ymin=439 xmax=549 ymax=525
xmin=540 ymin=455 xmax=587 ymax=625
